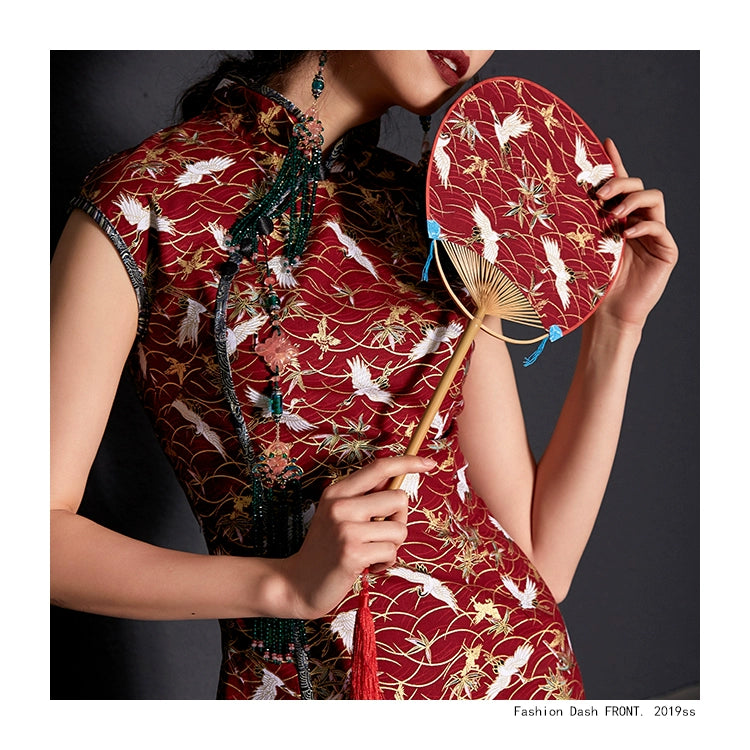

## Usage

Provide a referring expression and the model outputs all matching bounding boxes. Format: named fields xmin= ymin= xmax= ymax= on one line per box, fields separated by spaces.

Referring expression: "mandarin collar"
xmin=211 ymin=78 xmax=381 ymax=175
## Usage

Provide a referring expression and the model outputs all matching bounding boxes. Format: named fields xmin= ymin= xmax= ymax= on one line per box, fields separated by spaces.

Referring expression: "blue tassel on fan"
xmin=422 ymin=219 xmax=442 ymax=281
xmin=523 ymin=325 xmax=563 ymax=367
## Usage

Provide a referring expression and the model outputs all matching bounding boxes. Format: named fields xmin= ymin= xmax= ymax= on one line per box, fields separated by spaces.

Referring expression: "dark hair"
xmin=179 ymin=51 xmax=310 ymax=120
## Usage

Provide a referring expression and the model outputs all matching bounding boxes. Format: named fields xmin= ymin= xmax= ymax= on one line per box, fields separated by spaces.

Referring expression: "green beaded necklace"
xmin=213 ymin=52 xmax=328 ymax=697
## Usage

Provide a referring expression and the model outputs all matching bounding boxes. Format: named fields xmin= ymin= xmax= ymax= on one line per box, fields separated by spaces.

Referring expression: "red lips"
xmin=428 ymin=50 xmax=470 ymax=87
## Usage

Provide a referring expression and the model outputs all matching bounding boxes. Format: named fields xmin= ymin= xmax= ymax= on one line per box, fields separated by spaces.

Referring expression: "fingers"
xmin=601 ymin=185 xmax=666 ymax=225
xmin=622 ymin=221 xmax=678 ymax=264
xmin=291 ymin=457 xmax=440 ymax=617
xmin=307 ymin=455 xmax=438 ymax=582
xmin=324 ymin=455 xmax=437 ymax=527
xmin=603 ymin=184 xmax=674 ymax=265
xmin=597 ymin=176 xmax=644 ymax=201
xmin=603 ymin=137 xmax=628 ymax=178
xmin=321 ymin=499 xmax=408 ymax=575
xmin=600 ymin=140 xmax=667 ymax=224
xmin=359 ymin=520 xmax=408 ymax=573
xmin=325 ymin=489 xmax=410 ymax=525
xmin=323 ymin=455 xmax=436 ymax=500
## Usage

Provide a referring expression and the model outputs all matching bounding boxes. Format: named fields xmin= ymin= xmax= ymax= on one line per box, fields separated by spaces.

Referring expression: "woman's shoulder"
xmin=79 ymin=112 xmax=251 ymax=203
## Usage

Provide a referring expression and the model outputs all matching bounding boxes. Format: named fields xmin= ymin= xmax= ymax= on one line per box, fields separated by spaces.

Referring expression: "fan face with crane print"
xmin=426 ymin=77 xmax=623 ymax=343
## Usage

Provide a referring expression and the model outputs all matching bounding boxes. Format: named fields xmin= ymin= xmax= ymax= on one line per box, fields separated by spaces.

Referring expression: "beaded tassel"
xmin=252 ymin=238 xmax=304 ymax=493
xmin=213 ymin=52 xmax=329 ymax=699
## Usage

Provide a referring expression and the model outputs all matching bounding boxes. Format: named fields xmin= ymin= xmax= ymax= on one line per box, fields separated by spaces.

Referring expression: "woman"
xmin=51 ymin=51 xmax=678 ymax=699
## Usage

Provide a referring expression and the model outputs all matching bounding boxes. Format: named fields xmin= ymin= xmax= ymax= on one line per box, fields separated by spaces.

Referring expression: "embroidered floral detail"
xmin=295 ymin=115 xmax=324 ymax=156
xmin=253 ymin=440 xmax=303 ymax=487
xmin=255 ymin=333 xmax=299 ymax=372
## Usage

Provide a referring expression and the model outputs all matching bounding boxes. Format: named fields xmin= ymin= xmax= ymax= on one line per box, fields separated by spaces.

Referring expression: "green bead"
xmin=271 ymin=390 xmax=283 ymax=416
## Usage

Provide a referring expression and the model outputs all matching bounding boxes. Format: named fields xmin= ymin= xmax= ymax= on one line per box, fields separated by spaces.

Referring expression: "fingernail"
xmin=422 ymin=458 xmax=437 ymax=469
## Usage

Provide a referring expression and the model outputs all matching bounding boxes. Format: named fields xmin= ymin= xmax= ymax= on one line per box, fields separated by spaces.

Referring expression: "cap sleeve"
xmin=71 ymin=142 xmax=163 ymax=338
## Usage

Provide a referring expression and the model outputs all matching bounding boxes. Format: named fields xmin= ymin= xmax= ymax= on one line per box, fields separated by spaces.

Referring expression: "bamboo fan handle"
xmin=387 ymin=306 xmax=487 ymax=493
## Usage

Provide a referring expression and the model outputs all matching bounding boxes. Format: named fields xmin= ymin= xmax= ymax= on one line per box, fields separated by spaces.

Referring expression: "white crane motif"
xmin=596 ymin=235 xmax=624 ymax=279
xmin=325 ymin=220 xmax=379 ymax=279
xmin=177 ymin=298 xmax=207 ymax=347
xmin=330 ymin=609 xmax=357 ymax=652
xmin=206 ymin=220 xmax=230 ymax=250
xmin=302 ymin=501 xmax=316 ymax=530
xmin=573 ymin=135 xmax=614 ymax=188
xmin=488 ymin=514 xmax=512 ymax=540
xmin=387 ymin=566 xmax=458 ymax=613
xmin=267 ymin=255 xmax=299 ymax=288
xmin=251 ymin=668 xmax=290 ymax=700
xmin=431 ymin=412 xmax=447 ymax=440
xmin=114 ymin=193 xmax=174 ymax=234
xmin=175 ymin=156 xmax=235 ymax=187
xmin=471 ymin=202 xmax=504 ymax=264
xmin=456 ymin=464 xmax=470 ymax=500
xmin=432 ymin=131 xmax=452 ymax=188
xmin=225 ymin=313 xmax=267 ymax=356
xmin=408 ymin=321 xmax=464 ymax=362
xmin=502 ymin=575 xmax=537 ymax=609
xmin=484 ymin=644 xmax=534 ymax=698
xmin=490 ymin=107 xmax=532 ymax=151
xmin=171 ymin=399 xmax=227 ymax=458
xmin=244 ymin=386 xmax=316 ymax=432
xmin=346 ymin=356 xmax=393 ymax=405
xmin=398 ymin=472 xmax=421 ymax=501
xmin=541 ymin=236 xmax=572 ymax=309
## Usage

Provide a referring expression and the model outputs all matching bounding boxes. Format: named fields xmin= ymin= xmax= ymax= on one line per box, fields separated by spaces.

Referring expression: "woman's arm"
xmin=51 ymin=211 xmax=429 ymax=621
xmin=457 ymin=140 xmax=678 ymax=602
xmin=50 ymin=210 xmax=286 ymax=620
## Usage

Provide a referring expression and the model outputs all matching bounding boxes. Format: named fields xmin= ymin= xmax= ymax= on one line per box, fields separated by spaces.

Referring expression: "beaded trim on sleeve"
xmin=68 ymin=195 xmax=151 ymax=338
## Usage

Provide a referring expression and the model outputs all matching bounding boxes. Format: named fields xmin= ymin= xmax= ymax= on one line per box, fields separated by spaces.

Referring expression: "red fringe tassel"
xmin=350 ymin=570 xmax=383 ymax=700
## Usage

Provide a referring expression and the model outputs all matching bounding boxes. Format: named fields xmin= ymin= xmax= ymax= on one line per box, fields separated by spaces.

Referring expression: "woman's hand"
xmin=280 ymin=455 xmax=435 ymax=619
xmin=593 ymin=138 xmax=678 ymax=333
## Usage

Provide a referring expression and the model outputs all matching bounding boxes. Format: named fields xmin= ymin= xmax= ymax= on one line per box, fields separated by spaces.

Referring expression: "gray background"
xmin=50 ymin=50 xmax=699 ymax=700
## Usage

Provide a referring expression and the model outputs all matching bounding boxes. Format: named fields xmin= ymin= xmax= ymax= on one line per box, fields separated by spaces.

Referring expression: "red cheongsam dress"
xmin=74 ymin=82 xmax=585 ymax=700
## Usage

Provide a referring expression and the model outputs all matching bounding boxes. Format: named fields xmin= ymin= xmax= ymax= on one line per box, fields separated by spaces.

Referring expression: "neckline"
xmin=247 ymin=81 xmax=308 ymax=124
xmin=213 ymin=77 xmax=381 ymax=173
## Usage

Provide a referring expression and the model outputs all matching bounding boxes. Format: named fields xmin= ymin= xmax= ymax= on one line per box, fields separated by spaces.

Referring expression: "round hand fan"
xmin=426 ymin=76 xmax=622 ymax=348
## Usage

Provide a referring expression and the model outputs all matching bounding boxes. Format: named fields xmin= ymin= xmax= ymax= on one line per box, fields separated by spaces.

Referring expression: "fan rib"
xmin=442 ymin=241 xmax=544 ymax=329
